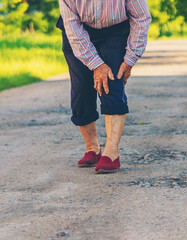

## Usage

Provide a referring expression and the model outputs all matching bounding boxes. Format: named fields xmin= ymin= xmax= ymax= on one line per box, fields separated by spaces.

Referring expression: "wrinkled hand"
xmin=117 ymin=62 xmax=132 ymax=84
xmin=93 ymin=63 xmax=114 ymax=96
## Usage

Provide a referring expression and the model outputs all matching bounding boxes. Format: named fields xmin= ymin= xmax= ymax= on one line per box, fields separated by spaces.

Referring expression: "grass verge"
xmin=0 ymin=32 xmax=186 ymax=92
xmin=0 ymin=32 xmax=68 ymax=92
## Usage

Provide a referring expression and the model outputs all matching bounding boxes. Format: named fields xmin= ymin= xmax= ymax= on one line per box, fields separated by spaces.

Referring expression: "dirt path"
xmin=0 ymin=40 xmax=187 ymax=240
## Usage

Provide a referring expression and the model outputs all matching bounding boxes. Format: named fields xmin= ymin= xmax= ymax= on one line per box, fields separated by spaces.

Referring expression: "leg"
xmin=95 ymin=26 xmax=130 ymax=167
xmin=78 ymin=120 xmax=101 ymax=167
xmin=61 ymin=30 xmax=100 ymax=161
xmin=103 ymin=114 xmax=125 ymax=161
xmin=62 ymin=30 xmax=99 ymax=126
xmin=79 ymin=121 xmax=100 ymax=154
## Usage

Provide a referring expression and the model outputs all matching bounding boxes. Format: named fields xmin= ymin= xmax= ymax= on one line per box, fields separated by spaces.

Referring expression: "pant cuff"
xmin=100 ymin=103 xmax=129 ymax=115
xmin=71 ymin=112 xmax=99 ymax=126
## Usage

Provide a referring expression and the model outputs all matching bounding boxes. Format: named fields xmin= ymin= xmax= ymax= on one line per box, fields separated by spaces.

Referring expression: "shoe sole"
xmin=95 ymin=168 xmax=120 ymax=174
xmin=78 ymin=163 xmax=97 ymax=167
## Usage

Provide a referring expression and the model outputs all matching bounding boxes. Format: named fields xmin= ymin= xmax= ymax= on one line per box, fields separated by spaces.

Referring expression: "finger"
xmin=123 ymin=74 xmax=130 ymax=85
xmin=94 ymin=81 xmax=98 ymax=89
xmin=103 ymin=76 xmax=109 ymax=94
xmin=94 ymin=83 xmax=98 ymax=90
xmin=97 ymin=82 xmax=103 ymax=96
xmin=124 ymin=77 xmax=128 ymax=85
xmin=117 ymin=65 xmax=125 ymax=79
xmin=108 ymin=69 xmax=114 ymax=80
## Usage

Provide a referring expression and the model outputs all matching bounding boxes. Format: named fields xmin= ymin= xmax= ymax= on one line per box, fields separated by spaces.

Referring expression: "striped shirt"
xmin=58 ymin=0 xmax=152 ymax=70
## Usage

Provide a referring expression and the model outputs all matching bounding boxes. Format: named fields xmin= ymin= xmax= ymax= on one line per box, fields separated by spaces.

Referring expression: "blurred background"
xmin=0 ymin=0 xmax=186 ymax=92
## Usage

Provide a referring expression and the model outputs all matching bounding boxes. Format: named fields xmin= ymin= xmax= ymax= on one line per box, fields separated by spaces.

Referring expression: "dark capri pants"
xmin=56 ymin=16 xmax=130 ymax=126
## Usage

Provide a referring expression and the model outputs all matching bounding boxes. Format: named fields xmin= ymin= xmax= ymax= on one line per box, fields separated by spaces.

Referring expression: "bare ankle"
xmin=102 ymin=145 xmax=119 ymax=161
xmin=104 ymin=143 xmax=118 ymax=154
xmin=86 ymin=144 xmax=100 ymax=154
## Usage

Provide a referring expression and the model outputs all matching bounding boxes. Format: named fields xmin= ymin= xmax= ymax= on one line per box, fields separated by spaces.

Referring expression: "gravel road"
xmin=0 ymin=40 xmax=187 ymax=240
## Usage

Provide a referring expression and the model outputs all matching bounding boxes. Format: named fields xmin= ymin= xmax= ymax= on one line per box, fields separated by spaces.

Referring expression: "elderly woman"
xmin=56 ymin=0 xmax=151 ymax=173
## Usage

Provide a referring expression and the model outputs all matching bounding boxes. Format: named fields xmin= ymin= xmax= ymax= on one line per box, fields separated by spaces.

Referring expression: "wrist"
xmin=124 ymin=54 xmax=136 ymax=67
xmin=93 ymin=62 xmax=105 ymax=71
xmin=124 ymin=61 xmax=132 ymax=69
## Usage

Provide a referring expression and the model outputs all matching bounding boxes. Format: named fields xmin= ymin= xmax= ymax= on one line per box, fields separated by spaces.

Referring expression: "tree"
xmin=175 ymin=0 xmax=187 ymax=21
xmin=0 ymin=0 xmax=29 ymax=33
xmin=147 ymin=0 xmax=186 ymax=38
xmin=26 ymin=0 xmax=60 ymax=32
xmin=0 ymin=0 xmax=186 ymax=36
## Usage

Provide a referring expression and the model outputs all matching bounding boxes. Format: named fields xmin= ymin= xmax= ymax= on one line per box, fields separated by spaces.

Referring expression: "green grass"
xmin=148 ymin=34 xmax=187 ymax=41
xmin=0 ymin=33 xmax=68 ymax=92
xmin=0 ymin=32 xmax=186 ymax=92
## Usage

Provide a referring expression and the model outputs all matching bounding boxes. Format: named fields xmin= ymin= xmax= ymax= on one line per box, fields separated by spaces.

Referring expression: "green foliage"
xmin=162 ymin=16 xmax=185 ymax=36
xmin=26 ymin=0 xmax=60 ymax=33
xmin=0 ymin=0 xmax=186 ymax=37
xmin=148 ymin=23 xmax=160 ymax=39
xmin=0 ymin=0 xmax=60 ymax=33
xmin=0 ymin=0 xmax=29 ymax=34
xmin=160 ymin=0 xmax=177 ymax=19
xmin=147 ymin=0 xmax=187 ymax=39
xmin=175 ymin=0 xmax=187 ymax=21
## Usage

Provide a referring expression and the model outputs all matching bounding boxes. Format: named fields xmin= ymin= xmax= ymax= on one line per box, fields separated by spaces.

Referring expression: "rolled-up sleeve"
xmin=124 ymin=0 xmax=152 ymax=67
xmin=58 ymin=0 xmax=104 ymax=71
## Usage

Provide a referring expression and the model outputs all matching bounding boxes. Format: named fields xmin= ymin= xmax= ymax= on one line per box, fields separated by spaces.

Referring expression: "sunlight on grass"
xmin=0 ymin=32 xmax=186 ymax=92
xmin=0 ymin=33 xmax=68 ymax=91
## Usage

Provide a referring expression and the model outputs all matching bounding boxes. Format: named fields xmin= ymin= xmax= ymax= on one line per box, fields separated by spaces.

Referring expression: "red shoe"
xmin=95 ymin=156 xmax=120 ymax=173
xmin=78 ymin=150 xmax=101 ymax=167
